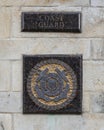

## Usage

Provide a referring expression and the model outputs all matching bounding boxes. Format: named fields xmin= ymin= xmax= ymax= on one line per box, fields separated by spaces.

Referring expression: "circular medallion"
xmin=27 ymin=59 xmax=77 ymax=110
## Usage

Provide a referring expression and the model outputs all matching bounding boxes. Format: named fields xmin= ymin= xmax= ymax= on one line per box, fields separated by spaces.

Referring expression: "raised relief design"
xmin=27 ymin=59 xmax=77 ymax=110
xmin=23 ymin=55 xmax=82 ymax=114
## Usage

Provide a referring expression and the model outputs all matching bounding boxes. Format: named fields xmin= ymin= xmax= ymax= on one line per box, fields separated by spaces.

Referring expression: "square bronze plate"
xmin=23 ymin=55 xmax=82 ymax=114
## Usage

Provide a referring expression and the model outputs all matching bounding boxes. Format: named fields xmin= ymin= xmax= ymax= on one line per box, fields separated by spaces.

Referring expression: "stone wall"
xmin=0 ymin=0 xmax=104 ymax=130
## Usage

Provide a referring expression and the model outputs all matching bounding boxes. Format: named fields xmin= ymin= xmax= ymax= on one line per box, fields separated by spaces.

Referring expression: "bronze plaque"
xmin=21 ymin=12 xmax=81 ymax=32
xmin=23 ymin=55 xmax=82 ymax=114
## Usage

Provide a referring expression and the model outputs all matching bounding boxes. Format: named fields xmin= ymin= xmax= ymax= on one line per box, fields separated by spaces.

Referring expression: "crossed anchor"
xmin=35 ymin=68 xmax=70 ymax=102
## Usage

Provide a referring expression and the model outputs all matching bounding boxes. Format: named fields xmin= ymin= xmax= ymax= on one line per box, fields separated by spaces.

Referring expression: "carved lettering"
xmin=36 ymin=15 xmax=64 ymax=29
xmin=38 ymin=22 xmax=44 ymax=28
xmin=37 ymin=21 xmax=64 ymax=29
xmin=22 ymin=12 xmax=81 ymax=32
xmin=38 ymin=15 xmax=63 ymax=22
xmin=60 ymin=22 xmax=64 ymax=28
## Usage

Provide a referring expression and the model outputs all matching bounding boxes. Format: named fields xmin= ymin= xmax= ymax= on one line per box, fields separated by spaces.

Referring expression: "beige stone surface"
xmin=13 ymin=114 xmax=83 ymax=130
xmin=0 ymin=92 xmax=22 ymax=112
xmin=83 ymin=61 xmax=104 ymax=91
xmin=12 ymin=61 xmax=22 ymax=91
xmin=83 ymin=92 xmax=90 ymax=112
xmin=13 ymin=114 xmax=104 ymax=130
xmin=0 ymin=8 xmax=11 ymax=38
xmin=0 ymin=39 xmax=90 ymax=60
xmin=91 ymin=39 xmax=104 ymax=59
xmin=0 ymin=0 xmax=89 ymax=6
xmin=0 ymin=61 xmax=11 ymax=91
xmin=83 ymin=114 xmax=104 ymax=130
xmin=91 ymin=0 xmax=104 ymax=7
xmin=91 ymin=92 xmax=104 ymax=113
xmin=0 ymin=114 xmax=12 ymax=130
xmin=82 ymin=7 xmax=104 ymax=37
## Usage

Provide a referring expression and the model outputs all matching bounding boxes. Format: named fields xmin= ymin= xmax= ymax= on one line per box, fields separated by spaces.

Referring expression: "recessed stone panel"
xmin=23 ymin=55 xmax=82 ymax=114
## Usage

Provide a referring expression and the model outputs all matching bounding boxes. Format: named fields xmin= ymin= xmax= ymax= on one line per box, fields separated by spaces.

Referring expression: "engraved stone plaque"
xmin=23 ymin=55 xmax=82 ymax=114
xmin=21 ymin=12 xmax=81 ymax=32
